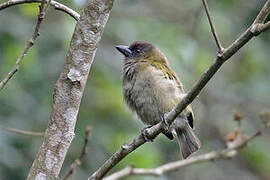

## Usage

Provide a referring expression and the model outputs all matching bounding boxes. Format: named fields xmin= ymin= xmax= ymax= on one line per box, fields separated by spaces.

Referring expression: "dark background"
xmin=0 ymin=0 xmax=270 ymax=179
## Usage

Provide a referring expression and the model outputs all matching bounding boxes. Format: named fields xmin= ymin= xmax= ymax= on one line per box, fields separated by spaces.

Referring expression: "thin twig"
xmin=104 ymin=122 xmax=269 ymax=180
xmin=0 ymin=125 xmax=44 ymax=136
xmin=202 ymin=0 xmax=223 ymax=53
xmin=62 ymin=126 xmax=91 ymax=180
xmin=88 ymin=1 xmax=270 ymax=179
xmin=0 ymin=0 xmax=50 ymax=91
xmin=0 ymin=0 xmax=80 ymax=21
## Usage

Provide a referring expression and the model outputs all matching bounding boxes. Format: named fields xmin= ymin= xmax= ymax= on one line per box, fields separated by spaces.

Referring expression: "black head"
xmin=115 ymin=41 xmax=154 ymax=59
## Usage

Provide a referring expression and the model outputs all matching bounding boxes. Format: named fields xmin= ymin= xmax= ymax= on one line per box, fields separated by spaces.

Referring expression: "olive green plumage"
xmin=116 ymin=41 xmax=200 ymax=159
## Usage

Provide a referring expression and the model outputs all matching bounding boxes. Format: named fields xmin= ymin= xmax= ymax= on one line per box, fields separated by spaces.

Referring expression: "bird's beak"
xmin=115 ymin=45 xmax=132 ymax=57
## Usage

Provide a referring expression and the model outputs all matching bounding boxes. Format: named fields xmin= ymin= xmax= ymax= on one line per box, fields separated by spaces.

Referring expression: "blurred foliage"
xmin=0 ymin=0 xmax=270 ymax=179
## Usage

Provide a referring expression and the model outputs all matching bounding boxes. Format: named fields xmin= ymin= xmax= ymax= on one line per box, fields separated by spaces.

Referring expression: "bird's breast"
xmin=123 ymin=65 xmax=183 ymax=125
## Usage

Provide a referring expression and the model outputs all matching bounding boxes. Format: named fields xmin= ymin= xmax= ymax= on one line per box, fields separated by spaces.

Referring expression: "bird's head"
xmin=115 ymin=41 xmax=167 ymax=63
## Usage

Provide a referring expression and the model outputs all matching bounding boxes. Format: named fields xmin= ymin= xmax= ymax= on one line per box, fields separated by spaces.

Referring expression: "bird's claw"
xmin=162 ymin=114 xmax=170 ymax=130
xmin=141 ymin=126 xmax=154 ymax=142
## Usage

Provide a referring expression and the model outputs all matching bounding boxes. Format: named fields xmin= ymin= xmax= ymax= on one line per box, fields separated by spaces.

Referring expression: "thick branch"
xmin=27 ymin=0 xmax=114 ymax=179
xmin=0 ymin=0 xmax=49 ymax=91
xmin=0 ymin=0 xmax=80 ymax=21
xmin=88 ymin=1 xmax=270 ymax=179
xmin=104 ymin=124 xmax=269 ymax=180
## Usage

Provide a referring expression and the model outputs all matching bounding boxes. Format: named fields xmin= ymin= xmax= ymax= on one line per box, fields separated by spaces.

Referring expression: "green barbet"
xmin=116 ymin=41 xmax=201 ymax=159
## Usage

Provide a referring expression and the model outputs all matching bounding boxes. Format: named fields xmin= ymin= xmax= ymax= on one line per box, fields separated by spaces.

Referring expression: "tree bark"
xmin=27 ymin=0 xmax=114 ymax=179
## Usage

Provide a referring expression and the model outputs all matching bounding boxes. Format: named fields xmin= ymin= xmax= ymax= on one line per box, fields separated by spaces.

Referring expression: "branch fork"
xmin=250 ymin=22 xmax=270 ymax=36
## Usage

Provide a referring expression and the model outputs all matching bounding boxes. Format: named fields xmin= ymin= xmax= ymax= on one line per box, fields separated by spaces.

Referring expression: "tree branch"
xmin=202 ymin=0 xmax=223 ymax=53
xmin=0 ymin=125 xmax=44 ymax=136
xmin=250 ymin=21 xmax=270 ymax=36
xmin=62 ymin=126 xmax=91 ymax=180
xmin=104 ymin=122 xmax=269 ymax=180
xmin=0 ymin=0 xmax=49 ymax=91
xmin=254 ymin=1 xmax=270 ymax=24
xmin=27 ymin=0 xmax=114 ymax=179
xmin=88 ymin=1 xmax=270 ymax=179
xmin=0 ymin=0 xmax=80 ymax=21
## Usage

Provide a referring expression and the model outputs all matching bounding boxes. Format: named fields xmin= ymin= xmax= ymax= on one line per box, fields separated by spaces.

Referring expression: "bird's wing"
xmin=150 ymin=61 xmax=195 ymax=128
xmin=150 ymin=61 xmax=185 ymax=92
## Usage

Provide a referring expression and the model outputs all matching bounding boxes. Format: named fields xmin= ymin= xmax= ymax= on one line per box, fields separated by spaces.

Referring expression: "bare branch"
xmin=254 ymin=0 xmax=270 ymax=24
xmin=250 ymin=21 xmax=270 ymax=36
xmin=104 ymin=122 xmax=269 ymax=180
xmin=88 ymin=1 xmax=270 ymax=179
xmin=0 ymin=0 xmax=80 ymax=90
xmin=50 ymin=0 xmax=80 ymax=21
xmin=201 ymin=0 xmax=224 ymax=53
xmin=62 ymin=126 xmax=91 ymax=180
xmin=0 ymin=0 xmax=80 ymax=21
xmin=0 ymin=0 xmax=50 ymax=91
xmin=27 ymin=0 xmax=114 ymax=179
xmin=0 ymin=125 xmax=44 ymax=136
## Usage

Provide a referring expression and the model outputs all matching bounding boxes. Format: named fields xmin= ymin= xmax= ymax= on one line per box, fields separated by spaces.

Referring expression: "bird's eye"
xmin=135 ymin=49 xmax=141 ymax=53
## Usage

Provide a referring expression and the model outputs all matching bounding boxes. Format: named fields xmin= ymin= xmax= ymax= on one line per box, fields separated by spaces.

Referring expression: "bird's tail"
xmin=175 ymin=122 xmax=201 ymax=159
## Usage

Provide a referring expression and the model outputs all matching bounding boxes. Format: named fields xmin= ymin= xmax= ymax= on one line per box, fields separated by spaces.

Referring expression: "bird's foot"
xmin=141 ymin=125 xmax=154 ymax=142
xmin=162 ymin=113 xmax=170 ymax=131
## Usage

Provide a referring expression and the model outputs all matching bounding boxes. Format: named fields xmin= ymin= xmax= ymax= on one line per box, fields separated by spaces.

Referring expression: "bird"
xmin=115 ymin=41 xmax=201 ymax=159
